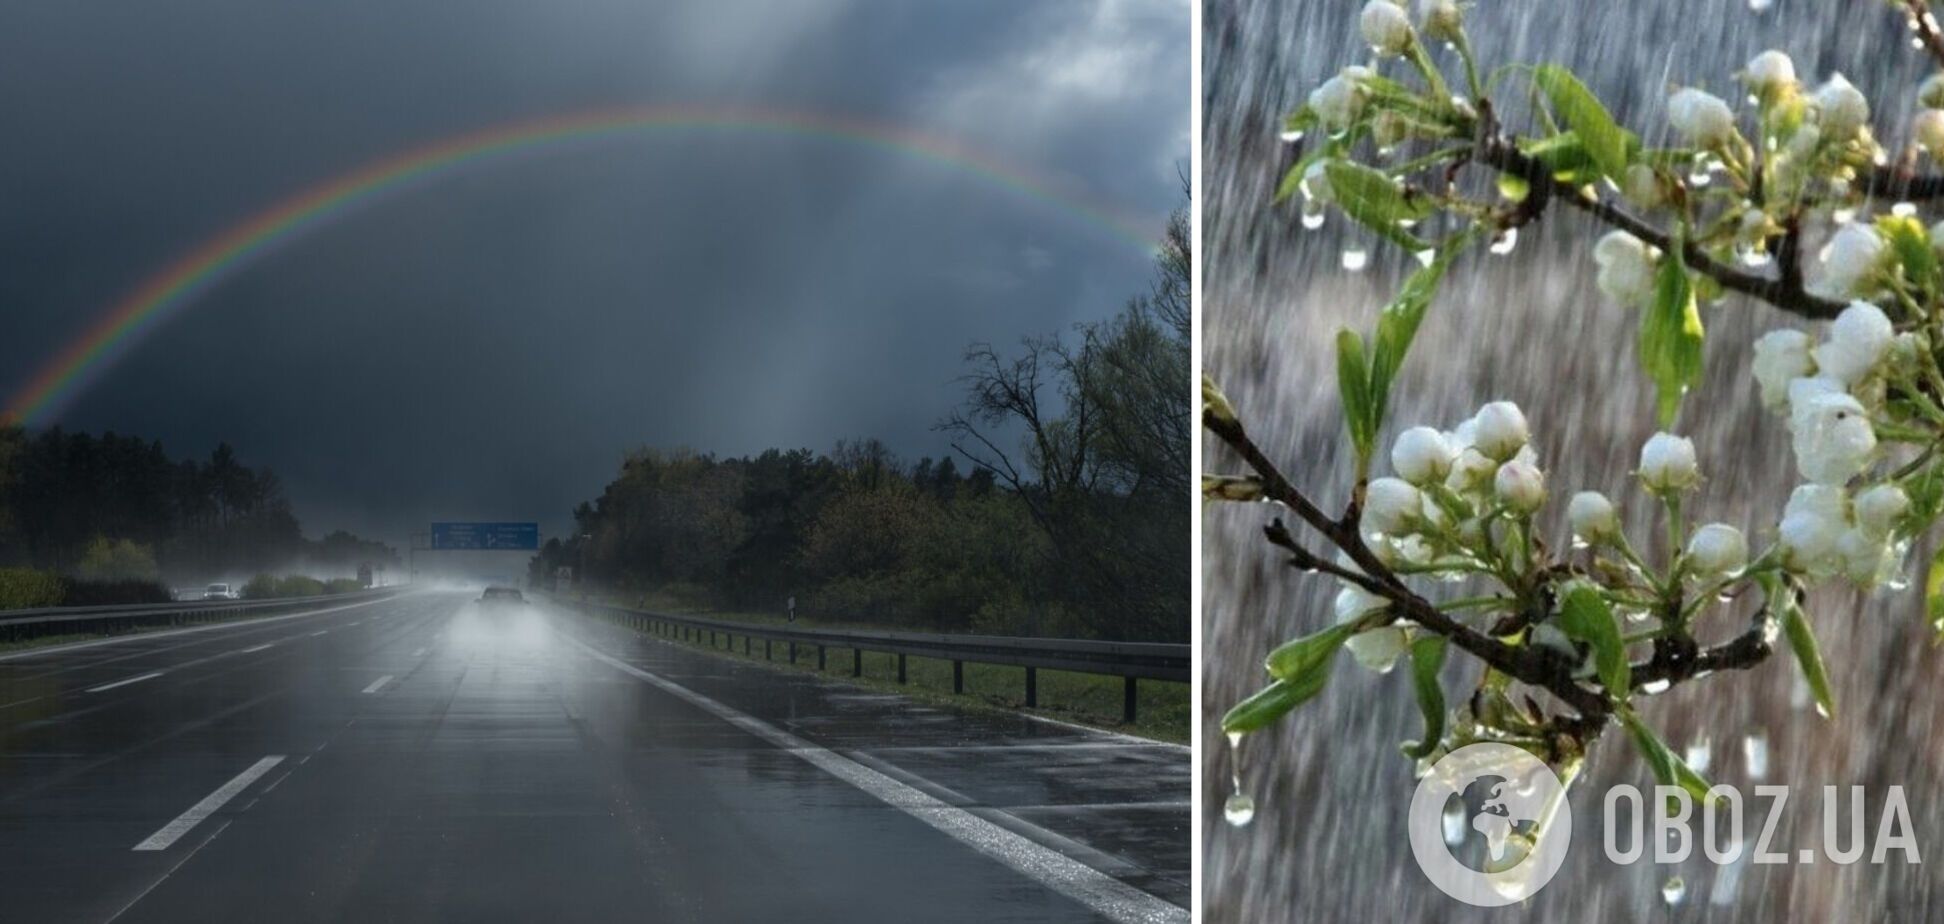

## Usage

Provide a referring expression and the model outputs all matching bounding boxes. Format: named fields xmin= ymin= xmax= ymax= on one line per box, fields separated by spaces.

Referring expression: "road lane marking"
xmin=411 ymin=648 xmax=427 ymax=657
xmin=361 ymin=675 xmax=393 ymax=694
xmin=85 ymin=672 xmax=164 ymax=694
xmin=237 ymin=644 xmax=273 ymax=654
xmin=561 ymin=634 xmax=1187 ymax=924
xmin=0 ymin=595 xmax=409 ymax=664
xmin=310 ymin=630 xmax=329 ymax=637
xmin=132 ymin=756 xmax=284 ymax=851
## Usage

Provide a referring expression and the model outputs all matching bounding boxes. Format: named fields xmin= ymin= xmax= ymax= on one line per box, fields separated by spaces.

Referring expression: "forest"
xmin=529 ymin=207 xmax=1190 ymax=642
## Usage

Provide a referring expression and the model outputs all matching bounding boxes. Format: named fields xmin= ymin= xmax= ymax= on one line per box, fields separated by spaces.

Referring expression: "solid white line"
xmin=237 ymin=644 xmax=273 ymax=654
xmin=85 ymin=672 xmax=164 ymax=694
xmin=0 ymin=595 xmax=404 ymax=663
xmin=361 ymin=675 xmax=393 ymax=694
xmin=561 ymin=635 xmax=1187 ymax=924
xmin=132 ymin=756 xmax=284 ymax=851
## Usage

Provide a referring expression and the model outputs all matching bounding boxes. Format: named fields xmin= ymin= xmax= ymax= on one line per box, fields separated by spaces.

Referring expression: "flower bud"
xmin=1853 ymin=483 xmax=1910 ymax=538
xmin=1360 ymin=0 xmax=1414 ymax=57
xmin=1621 ymin=163 xmax=1663 ymax=210
xmin=1309 ymin=71 xmax=1366 ymax=130
xmin=1568 ymin=491 xmax=1620 ymax=544
xmin=1202 ymin=374 xmax=1238 ymax=426
xmin=1444 ymin=447 xmax=1496 ymax=495
xmin=1917 ymin=109 xmax=1944 ymax=158
xmin=1363 ymin=477 xmax=1423 ymax=535
xmin=1818 ymin=223 xmax=1886 ymax=297
xmin=1203 ymin=475 xmax=1263 ymax=502
xmin=1742 ymin=50 xmax=1797 ymax=99
xmin=1810 ymin=301 xmax=1893 ymax=384
xmin=1593 ymin=230 xmax=1657 ymax=305
xmin=1779 ymin=507 xmax=1843 ymax=575
xmin=1788 ymin=382 xmax=1875 ymax=485
xmin=1391 ymin=426 xmax=1455 ymax=485
xmin=1637 ymin=432 xmax=1700 ymax=493
xmin=1813 ymin=73 xmax=1870 ymax=137
xmin=1686 ymin=523 xmax=1749 ymax=576
xmin=1373 ymin=111 xmax=1410 ymax=149
xmin=1836 ymin=527 xmax=1893 ymax=588
xmin=1752 ymin=329 xmax=1815 ymax=411
xmin=1471 ymin=401 xmax=1528 ymax=461
xmin=1668 ymin=87 xmax=1737 ymax=148
xmin=1493 ymin=460 xmax=1546 ymax=513
xmin=1923 ymin=72 xmax=1944 ymax=110
xmin=1417 ymin=0 xmax=1462 ymax=43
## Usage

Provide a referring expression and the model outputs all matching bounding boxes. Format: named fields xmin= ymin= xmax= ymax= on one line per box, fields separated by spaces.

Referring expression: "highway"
xmin=0 ymin=591 xmax=1189 ymax=923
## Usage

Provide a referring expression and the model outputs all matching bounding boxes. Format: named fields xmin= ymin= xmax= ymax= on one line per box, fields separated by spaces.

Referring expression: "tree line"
xmin=0 ymin=426 xmax=399 ymax=585
xmin=530 ymin=205 xmax=1190 ymax=642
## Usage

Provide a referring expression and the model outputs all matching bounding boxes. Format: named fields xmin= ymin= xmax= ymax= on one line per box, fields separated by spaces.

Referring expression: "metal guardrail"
xmin=0 ymin=588 xmax=402 ymax=644
xmin=547 ymin=594 xmax=1189 ymax=723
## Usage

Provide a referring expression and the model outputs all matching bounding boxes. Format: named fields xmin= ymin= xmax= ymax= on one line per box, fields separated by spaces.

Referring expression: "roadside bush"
xmin=60 ymin=579 xmax=172 ymax=606
xmin=0 ymin=568 xmax=65 ymax=609
xmin=75 ymin=537 xmax=160 ymax=582
xmin=242 ymin=573 xmax=327 ymax=599
xmin=322 ymin=578 xmax=362 ymax=594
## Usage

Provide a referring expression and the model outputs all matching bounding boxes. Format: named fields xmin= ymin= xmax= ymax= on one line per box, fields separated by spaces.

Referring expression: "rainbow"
xmin=4 ymin=105 xmax=1158 ymax=426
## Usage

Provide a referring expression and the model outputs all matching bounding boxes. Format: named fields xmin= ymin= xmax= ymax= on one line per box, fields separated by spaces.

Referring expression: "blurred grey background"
xmin=1202 ymin=0 xmax=1944 ymax=919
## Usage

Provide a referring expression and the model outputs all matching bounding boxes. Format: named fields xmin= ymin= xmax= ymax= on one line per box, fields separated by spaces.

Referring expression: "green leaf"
xmin=1265 ymin=620 xmax=1359 ymax=682
xmin=1556 ymin=584 xmax=1629 ymax=697
xmin=1620 ymin=709 xmax=1719 ymax=812
xmin=1639 ymin=233 xmax=1705 ymax=427
xmin=1533 ymin=64 xmax=1630 ymax=180
xmin=1878 ymin=214 xmax=1940 ymax=295
xmin=1221 ymin=671 xmax=1330 ymax=734
xmin=1926 ymin=545 xmax=1944 ymax=642
xmin=1336 ymin=328 xmax=1376 ymax=469
xmin=1324 ymin=160 xmax=1431 ymax=250
xmin=1780 ymin=600 xmax=1836 ymax=719
xmin=1518 ymin=131 xmax=1599 ymax=180
xmin=1368 ymin=234 xmax=1470 ymax=432
xmin=1402 ymin=635 xmax=1447 ymax=759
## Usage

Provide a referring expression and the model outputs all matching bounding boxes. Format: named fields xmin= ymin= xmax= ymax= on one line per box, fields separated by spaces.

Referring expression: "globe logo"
xmin=1408 ymin=743 xmax=1573 ymax=906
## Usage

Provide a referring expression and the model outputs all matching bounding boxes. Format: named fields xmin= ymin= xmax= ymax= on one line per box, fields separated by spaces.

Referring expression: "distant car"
xmin=202 ymin=582 xmax=237 ymax=601
xmin=478 ymin=586 xmax=524 ymax=607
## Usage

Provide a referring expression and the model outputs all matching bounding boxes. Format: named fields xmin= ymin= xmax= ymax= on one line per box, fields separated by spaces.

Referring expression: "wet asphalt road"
xmin=0 ymin=591 xmax=1189 ymax=923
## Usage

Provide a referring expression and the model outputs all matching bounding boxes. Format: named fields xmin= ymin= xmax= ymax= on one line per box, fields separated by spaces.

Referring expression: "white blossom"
xmin=1621 ymin=163 xmax=1663 ymax=210
xmin=1568 ymin=491 xmax=1620 ymax=544
xmin=1811 ymin=301 xmax=1894 ymax=384
xmin=1309 ymin=72 xmax=1366 ymax=130
xmin=1593 ymin=230 xmax=1657 ymax=304
xmin=1818 ymin=223 xmax=1886 ymax=297
xmin=1364 ymin=477 xmax=1423 ymax=535
xmin=1789 ymin=384 xmax=1875 ymax=485
xmin=1668 ymin=87 xmax=1738 ymax=148
xmin=1918 ymin=109 xmax=1944 ymax=158
xmin=1391 ymin=426 xmax=1455 ymax=485
xmin=1853 ymin=483 xmax=1910 ymax=538
xmin=1686 ymin=523 xmax=1749 ymax=576
xmin=1836 ymin=528 xmax=1893 ymax=588
xmin=1417 ymin=0 xmax=1462 ymax=43
xmin=1493 ymin=460 xmax=1546 ymax=513
xmin=1444 ymin=447 xmax=1496 ymax=495
xmin=1752 ymin=329 xmax=1815 ymax=411
xmin=1813 ymin=73 xmax=1870 ymax=136
xmin=1471 ymin=401 xmax=1528 ymax=461
xmin=1360 ymin=0 xmax=1414 ymax=56
xmin=1780 ymin=484 xmax=1848 ymax=574
xmin=1743 ymin=50 xmax=1797 ymax=98
xmin=1335 ymin=586 xmax=1405 ymax=673
xmin=1638 ymin=432 xmax=1700 ymax=493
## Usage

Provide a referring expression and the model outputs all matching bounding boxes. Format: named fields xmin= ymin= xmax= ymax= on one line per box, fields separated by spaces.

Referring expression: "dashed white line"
xmin=132 ymin=756 xmax=284 ymax=851
xmin=561 ymin=634 xmax=1187 ymax=924
xmin=237 ymin=644 xmax=273 ymax=654
xmin=361 ymin=675 xmax=393 ymax=694
xmin=310 ymin=630 xmax=329 ymax=637
xmin=411 ymin=648 xmax=427 ymax=657
xmin=85 ymin=672 xmax=164 ymax=694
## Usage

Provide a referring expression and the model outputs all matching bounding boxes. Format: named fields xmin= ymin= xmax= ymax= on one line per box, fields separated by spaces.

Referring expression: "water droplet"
xmin=1684 ymin=737 xmax=1712 ymax=773
xmin=1833 ymin=207 xmax=1857 ymax=224
xmin=1662 ymin=875 xmax=1687 ymax=906
xmin=1894 ymin=201 xmax=1918 ymax=217
xmin=1743 ymin=732 xmax=1769 ymax=779
xmin=1279 ymin=128 xmax=1305 ymax=144
xmin=1915 ymin=37 xmax=1927 ymax=50
xmin=1226 ymin=730 xmax=1243 ymax=749
xmin=1490 ymin=227 xmax=1519 ymax=255
xmin=1790 ymin=674 xmax=1811 ymax=710
xmin=1443 ymin=799 xmax=1467 ymax=846
xmin=1413 ymin=249 xmax=1436 ymax=268
xmin=1224 ymin=793 xmax=1257 ymax=827
xmin=1641 ymin=678 xmax=1671 ymax=694
xmin=1748 ymin=0 xmax=1771 ymax=10
xmin=1301 ymin=209 xmax=1326 ymax=230
xmin=1342 ymin=247 xmax=1369 ymax=272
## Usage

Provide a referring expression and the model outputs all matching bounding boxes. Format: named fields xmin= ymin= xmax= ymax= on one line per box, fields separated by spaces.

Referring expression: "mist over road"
xmin=0 ymin=591 xmax=1187 ymax=922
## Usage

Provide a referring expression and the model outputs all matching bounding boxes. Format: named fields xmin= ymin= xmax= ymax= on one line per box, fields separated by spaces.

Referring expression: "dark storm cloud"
xmin=0 ymin=0 xmax=1188 ymax=545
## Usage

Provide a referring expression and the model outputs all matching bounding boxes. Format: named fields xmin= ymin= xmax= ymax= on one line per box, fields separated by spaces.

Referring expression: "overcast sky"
xmin=0 ymin=0 xmax=1188 ymax=547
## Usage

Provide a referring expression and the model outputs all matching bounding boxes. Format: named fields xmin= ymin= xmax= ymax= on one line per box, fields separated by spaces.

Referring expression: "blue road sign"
xmin=430 ymin=522 xmax=539 ymax=550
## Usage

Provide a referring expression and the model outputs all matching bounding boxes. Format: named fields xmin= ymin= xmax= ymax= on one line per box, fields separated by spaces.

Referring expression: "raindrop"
xmin=1738 ymin=246 xmax=1772 ymax=268
xmin=1748 ymin=0 xmax=1771 ymax=10
xmin=1623 ymin=608 xmax=1651 ymax=623
xmin=1790 ymin=674 xmax=1811 ymax=710
xmin=1413 ymin=249 xmax=1436 ymax=268
xmin=1641 ymin=678 xmax=1671 ymax=694
xmin=1490 ymin=228 xmax=1519 ymax=255
xmin=1814 ymin=701 xmax=1831 ymax=720
xmin=1684 ymin=737 xmax=1712 ymax=773
xmin=1662 ymin=875 xmax=1687 ymax=906
xmin=1743 ymin=732 xmax=1769 ymax=779
xmin=1833 ymin=207 xmax=1857 ymax=224
xmin=1224 ymin=793 xmax=1257 ymax=827
xmin=1302 ymin=210 xmax=1327 ymax=230
xmin=1894 ymin=201 xmax=1919 ymax=217
xmin=1443 ymin=799 xmax=1467 ymax=846
xmin=1342 ymin=247 xmax=1369 ymax=272
xmin=1915 ymin=37 xmax=1927 ymax=51
xmin=1279 ymin=128 xmax=1305 ymax=144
